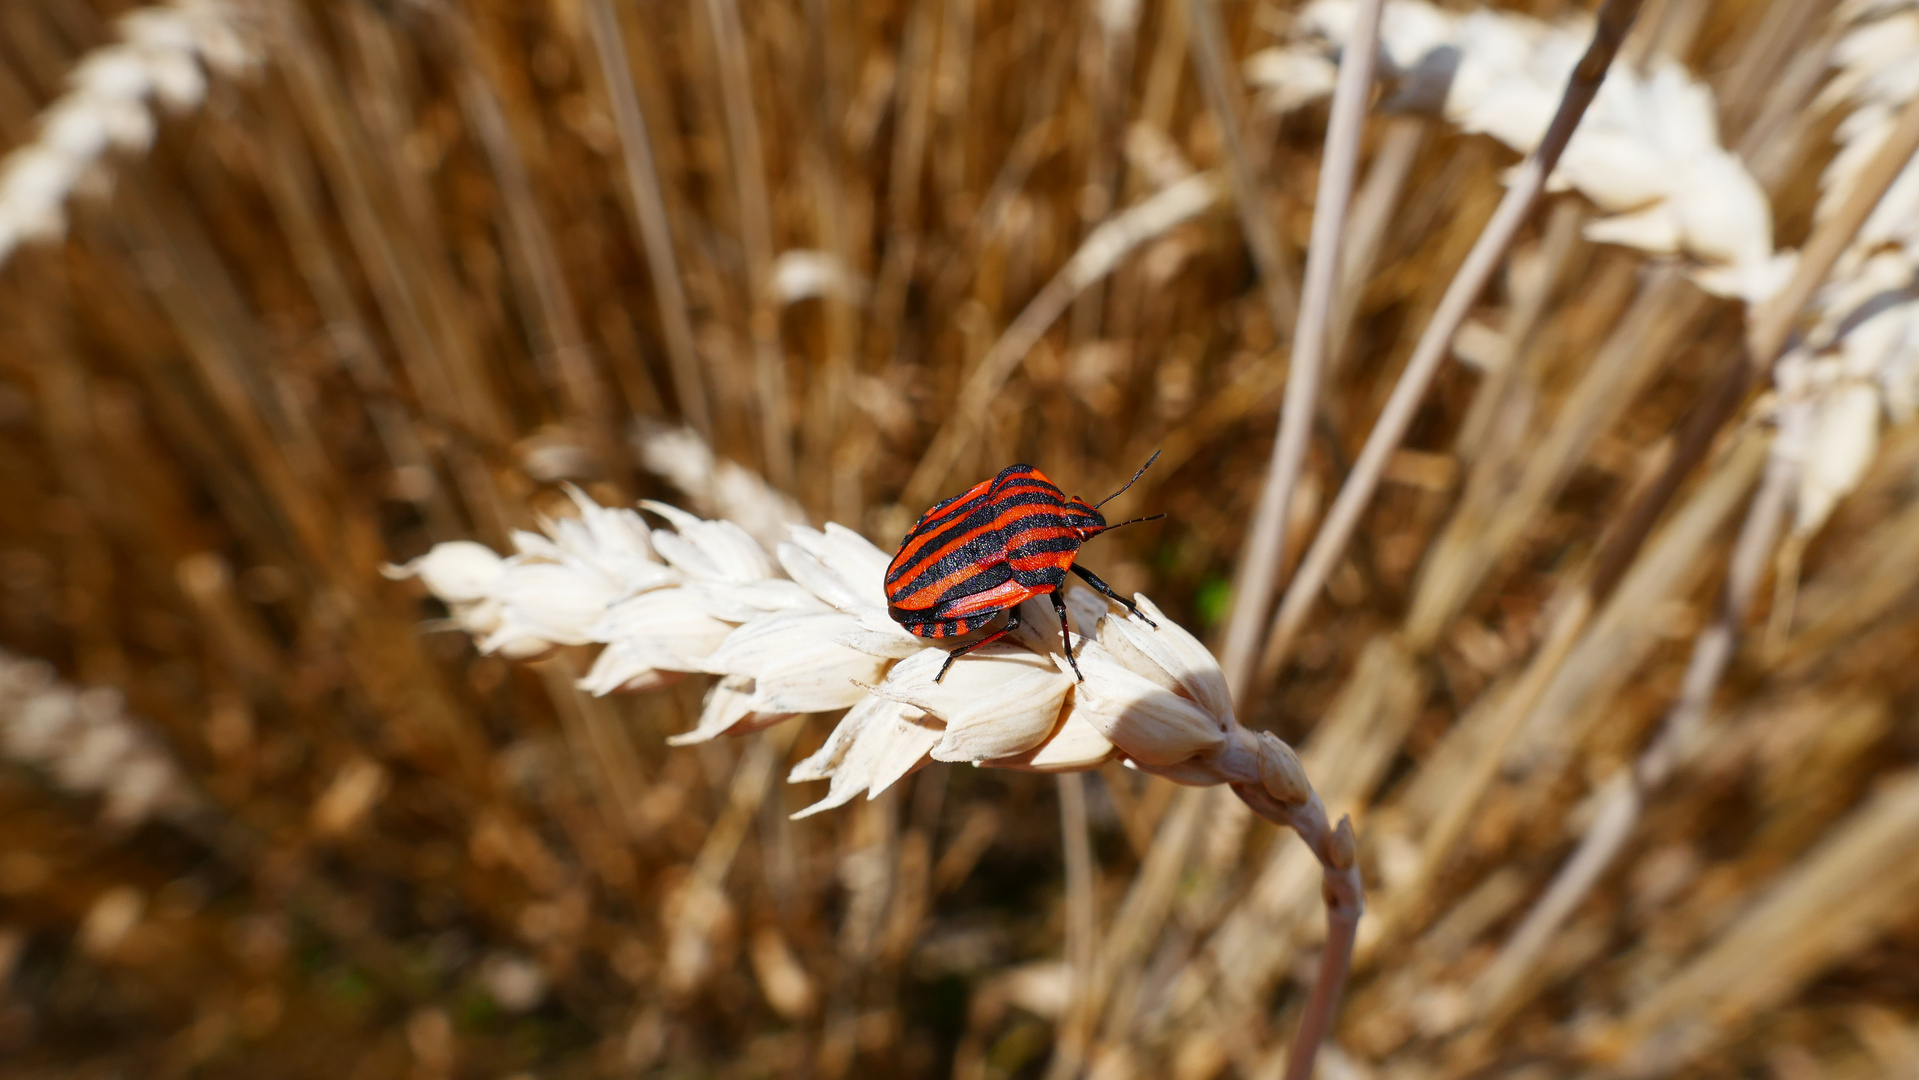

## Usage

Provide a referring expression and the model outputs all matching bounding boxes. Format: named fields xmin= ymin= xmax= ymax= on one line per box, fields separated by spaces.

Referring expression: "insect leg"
xmin=1069 ymin=565 xmax=1159 ymax=627
xmin=935 ymin=605 xmax=1023 ymax=682
xmin=1052 ymin=591 xmax=1084 ymax=681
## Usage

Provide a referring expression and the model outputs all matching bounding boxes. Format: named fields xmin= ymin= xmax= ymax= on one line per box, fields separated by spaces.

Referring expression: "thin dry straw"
xmin=927 ymin=117 xmax=1060 ymax=307
xmin=426 ymin=3 xmax=612 ymax=442
xmin=1717 ymin=0 xmax=1830 ymax=140
xmin=1182 ymin=0 xmax=1299 ymax=339
xmin=930 ymin=0 xmax=976 ymax=212
xmin=1466 ymin=94 xmax=1919 ymax=1009
xmin=582 ymin=0 xmax=713 ymax=441
xmin=868 ymin=0 xmax=939 ymax=366
xmin=664 ymin=730 xmax=790 ymax=993
xmin=795 ymin=0 xmax=863 ymax=525
xmin=900 ymin=172 xmax=1224 ymax=510
xmin=244 ymin=85 xmax=460 ymax=536
xmin=1406 ymin=262 xmax=1709 ymax=650
xmin=1472 ymin=390 xmax=1806 ymax=1022
xmin=699 ymin=0 xmax=793 ymax=489
xmin=1218 ymin=0 xmax=1384 ymax=704
xmin=1611 ymin=768 xmax=1919 ymax=1075
xmin=268 ymin=0 xmax=511 ymax=451
xmin=1447 ymin=199 xmax=1588 ymax=467
xmin=1257 ymin=0 xmax=1651 ymax=679
xmin=1361 ymin=428 xmax=1771 ymax=958
xmin=1328 ymin=116 xmax=1424 ymax=372
xmin=1077 ymin=785 xmax=1207 ymax=1059
xmin=1070 ymin=0 xmax=1142 ymax=345
xmin=1732 ymin=18 xmax=1837 ymax=188
xmin=1376 ymin=89 xmax=1919 ymax=951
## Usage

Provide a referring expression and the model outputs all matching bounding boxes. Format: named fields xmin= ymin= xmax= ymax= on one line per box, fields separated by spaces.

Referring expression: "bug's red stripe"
xmin=890 ymin=471 xmax=1057 ymax=571
xmin=888 ymin=500 xmax=1075 ymax=610
xmin=888 ymin=470 xmax=1058 ymax=576
xmin=887 ymin=457 xmax=1156 ymax=658
xmin=886 ymin=464 xmax=1114 ymax=648
xmin=917 ymin=501 xmax=1068 ymax=568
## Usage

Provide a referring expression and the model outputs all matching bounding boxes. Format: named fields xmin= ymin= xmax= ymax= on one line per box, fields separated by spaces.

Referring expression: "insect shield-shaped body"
xmin=885 ymin=454 xmax=1164 ymax=681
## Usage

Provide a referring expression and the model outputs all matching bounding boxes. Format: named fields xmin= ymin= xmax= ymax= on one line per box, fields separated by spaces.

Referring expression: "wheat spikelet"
xmin=633 ymin=420 xmax=809 ymax=551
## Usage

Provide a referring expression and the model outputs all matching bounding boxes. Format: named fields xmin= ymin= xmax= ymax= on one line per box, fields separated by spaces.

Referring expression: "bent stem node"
xmin=1151 ymin=722 xmax=1364 ymax=1080
xmin=1234 ymin=783 xmax=1364 ymax=1080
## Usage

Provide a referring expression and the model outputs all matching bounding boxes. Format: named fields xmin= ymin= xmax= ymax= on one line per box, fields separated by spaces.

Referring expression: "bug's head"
xmin=1075 ymin=450 xmax=1165 ymax=539
xmin=1063 ymin=495 xmax=1108 ymax=537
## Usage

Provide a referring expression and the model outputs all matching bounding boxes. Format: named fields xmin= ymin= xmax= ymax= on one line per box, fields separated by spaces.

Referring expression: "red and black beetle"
xmin=885 ymin=453 xmax=1164 ymax=681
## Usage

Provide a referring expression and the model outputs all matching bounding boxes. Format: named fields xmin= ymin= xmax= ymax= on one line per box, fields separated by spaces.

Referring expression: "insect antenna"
xmin=1094 ymin=449 xmax=1162 ymax=508
xmin=1100 ymin=513 xmax=1167 ymax=532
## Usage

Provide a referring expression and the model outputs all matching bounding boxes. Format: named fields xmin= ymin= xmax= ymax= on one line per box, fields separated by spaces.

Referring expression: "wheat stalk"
xmin=1258 ymin=0 xmax=1649 ymax=680
xmin=1220 ymin=0 xmax=1385 ymax=704
xmin=1455 ymin=12 xmax=1919 ymax=1025
xmin=579 ymin=0 xmax=713 ymax=441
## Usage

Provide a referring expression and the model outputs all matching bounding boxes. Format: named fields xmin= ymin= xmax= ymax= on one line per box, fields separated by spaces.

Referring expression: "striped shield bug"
xmin=885 ymin=452 xmax=1165 ymax=681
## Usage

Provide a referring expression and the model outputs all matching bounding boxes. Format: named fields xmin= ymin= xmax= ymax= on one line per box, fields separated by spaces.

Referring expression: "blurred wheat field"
xmin=3 ymin=0 xmax=1919 ymax=1077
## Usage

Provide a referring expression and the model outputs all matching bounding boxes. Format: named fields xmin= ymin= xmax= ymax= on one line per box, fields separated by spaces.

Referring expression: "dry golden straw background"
xmin=1 ymin=0 xmax=1918 ymax=1077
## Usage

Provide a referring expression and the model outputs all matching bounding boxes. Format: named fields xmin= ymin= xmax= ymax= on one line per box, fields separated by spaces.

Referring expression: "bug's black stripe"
xmin=886 ymin=507 xmax=1081 ymax=605
xmin=886 ymin=487 xmax=1070 ymax=582
xmin=886 ymin=463 xmax=1110 ymax=625
xmin=897 ymin=611 xmax=996 ymax=638
xmin=886 ymin=483 xmax=1073 ymax=586
xmin=903 ymin=465 xmax=1051 ymax=534
xmin=1006 ymin=535 xmax=1080 ymax=559
xmin=890 ymin=473 xmax=1063 ymax=550
xmin=887 ymin=502 xmax=1077 ymax=585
